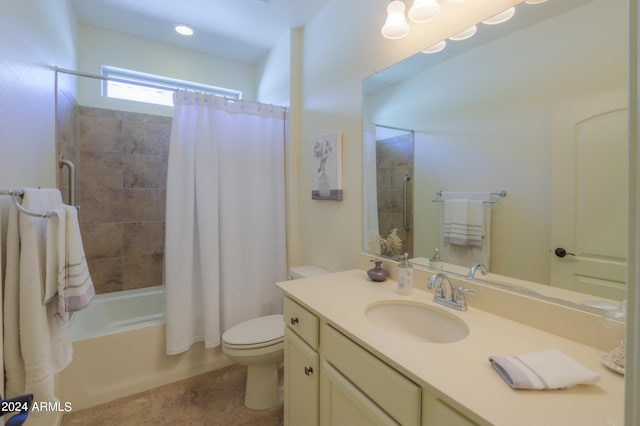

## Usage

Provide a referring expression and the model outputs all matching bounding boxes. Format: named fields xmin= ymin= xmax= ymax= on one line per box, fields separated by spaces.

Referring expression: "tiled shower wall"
xmin=376 ymin=134 xmax=414 ymax=258
xmin=59 ymin=102 xmax=171 ymax=294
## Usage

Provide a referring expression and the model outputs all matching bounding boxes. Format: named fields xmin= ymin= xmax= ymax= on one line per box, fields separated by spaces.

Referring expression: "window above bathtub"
xmin=101 ymin=65 xmax=242 ymax=107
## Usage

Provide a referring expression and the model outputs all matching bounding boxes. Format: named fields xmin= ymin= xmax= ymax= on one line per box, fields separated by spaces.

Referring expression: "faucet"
xmin=466 ymin=263 xmax=488 ymax=280
xmin=427 ymin=272 xmax=476 ymax=311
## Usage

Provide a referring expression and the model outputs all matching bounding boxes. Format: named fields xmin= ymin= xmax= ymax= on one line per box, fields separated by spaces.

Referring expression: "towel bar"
xmin=432 ymin=190 xmax=507 ymax=204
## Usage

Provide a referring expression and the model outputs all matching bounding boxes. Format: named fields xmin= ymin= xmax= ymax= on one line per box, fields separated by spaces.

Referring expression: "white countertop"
xmin=277 ymin=269 xmax=624 ymax=426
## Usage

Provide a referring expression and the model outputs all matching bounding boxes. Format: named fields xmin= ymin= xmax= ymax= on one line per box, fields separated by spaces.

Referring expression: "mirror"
xmin=363 ymin=0 xmax=628 ymax=305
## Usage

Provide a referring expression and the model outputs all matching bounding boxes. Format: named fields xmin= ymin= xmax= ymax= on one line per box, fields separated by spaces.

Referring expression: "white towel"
xmin=443 ymin=199 xmax=484 ymax=246
xmin=54 ymin=205 xmax=95 ymax=318
xmin=489 ymin=349 xmax=599 ymax=390
xmin=439 ymin=192 xmax=492 ymax=267
xmin=2 ymin=188 xmax=72 ymax=425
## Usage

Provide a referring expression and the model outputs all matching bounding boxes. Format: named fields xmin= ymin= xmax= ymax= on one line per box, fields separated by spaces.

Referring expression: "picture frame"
xmin=311 ymin=131 xmax=343 ymax=201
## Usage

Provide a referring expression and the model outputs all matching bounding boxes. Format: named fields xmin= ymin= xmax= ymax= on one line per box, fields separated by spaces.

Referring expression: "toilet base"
xmin=244 ymin=364 xmax=280 ymax=410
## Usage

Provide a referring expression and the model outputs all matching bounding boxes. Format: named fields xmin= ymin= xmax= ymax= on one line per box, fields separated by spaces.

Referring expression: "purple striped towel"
xmin=489 ymin=349 xmax=599 ymax=390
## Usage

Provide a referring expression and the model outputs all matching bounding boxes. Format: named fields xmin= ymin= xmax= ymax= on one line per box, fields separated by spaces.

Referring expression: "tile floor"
xmin=61 ymin=365 xmax=283 ymax=426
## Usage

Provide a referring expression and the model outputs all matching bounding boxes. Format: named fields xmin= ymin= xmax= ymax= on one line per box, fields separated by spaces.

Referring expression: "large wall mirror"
xmin=362 ymin=0 xmax=628 ymax=306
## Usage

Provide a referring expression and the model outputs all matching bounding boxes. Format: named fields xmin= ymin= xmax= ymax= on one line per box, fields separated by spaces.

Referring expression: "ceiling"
xmin=70 ymin=0 xmax=332 ymax=64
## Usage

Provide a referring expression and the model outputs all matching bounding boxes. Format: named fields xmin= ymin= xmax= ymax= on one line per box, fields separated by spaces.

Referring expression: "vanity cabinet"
xmin=284 ymin=297 xmax=320 ymax=426
xmin=321 ymin=324 xmax=421 ymax=425
xmin=284 ymin=296 xmax=479 ymax=426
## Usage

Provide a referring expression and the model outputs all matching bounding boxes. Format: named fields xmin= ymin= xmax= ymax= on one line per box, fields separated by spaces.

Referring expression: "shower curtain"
xmin=164 ymin=91 xmax=287 ymax=355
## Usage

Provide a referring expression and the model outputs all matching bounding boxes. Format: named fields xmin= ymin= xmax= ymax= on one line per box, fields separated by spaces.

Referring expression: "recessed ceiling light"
xmin=175 ymin=25 xmax=194 ymax=36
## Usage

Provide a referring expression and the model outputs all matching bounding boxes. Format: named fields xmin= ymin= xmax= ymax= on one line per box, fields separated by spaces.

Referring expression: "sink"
xmin=365 ymin=301 xmax=469 ymax=343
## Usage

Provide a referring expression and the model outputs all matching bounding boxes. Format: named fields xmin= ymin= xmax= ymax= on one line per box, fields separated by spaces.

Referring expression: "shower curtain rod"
xmin=53 ymin=66 xmax=288 ymax=111
xmin=371 ymin=123 xmax=415 ymax=133
xmin=55 ymin=66 xmax=182 ymax=93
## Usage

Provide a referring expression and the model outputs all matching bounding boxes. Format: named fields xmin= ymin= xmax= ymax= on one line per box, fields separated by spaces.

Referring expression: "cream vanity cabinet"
xmin=284 ymin=296 xmax=479 ymax=426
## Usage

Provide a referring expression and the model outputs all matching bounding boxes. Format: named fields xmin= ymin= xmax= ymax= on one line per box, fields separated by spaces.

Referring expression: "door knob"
xmin=554 ymin=247 xmax=575 ymax=258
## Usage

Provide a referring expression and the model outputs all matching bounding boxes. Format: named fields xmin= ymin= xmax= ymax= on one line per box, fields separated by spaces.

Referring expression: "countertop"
xmin=277 ymin=269 xmax=624 ymax=426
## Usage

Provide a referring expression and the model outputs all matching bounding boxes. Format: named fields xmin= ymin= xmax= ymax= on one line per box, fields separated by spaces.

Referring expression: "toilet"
xmin=221 ymin=265 xmax=330 ymax=410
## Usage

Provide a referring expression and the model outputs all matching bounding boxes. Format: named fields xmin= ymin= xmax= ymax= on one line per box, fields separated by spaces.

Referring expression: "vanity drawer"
xmin=322 ymin=324 xmax=421 ymax=426
xmin=284 ymin=297 xmax=319 ymax=350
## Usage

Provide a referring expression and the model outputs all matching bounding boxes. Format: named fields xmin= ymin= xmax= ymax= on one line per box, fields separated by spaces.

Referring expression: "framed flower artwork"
xmin=311 ymin=131 xmax=343 ymax=200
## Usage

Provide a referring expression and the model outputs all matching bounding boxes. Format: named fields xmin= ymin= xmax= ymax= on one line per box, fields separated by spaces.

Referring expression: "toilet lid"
xmin=222 ymin=314 xmax=284 ymax=346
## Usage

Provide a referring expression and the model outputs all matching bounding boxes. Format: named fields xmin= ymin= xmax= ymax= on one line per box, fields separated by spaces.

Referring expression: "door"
xmin=551 ymin=89 xmax=628 ymax=299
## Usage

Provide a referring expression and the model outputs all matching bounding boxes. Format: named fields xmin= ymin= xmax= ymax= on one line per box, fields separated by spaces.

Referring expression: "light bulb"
xmin=449 ymin=25 xmax=477 ymax=41
xmin=409 ymin=0 xmax=441 ymax=23
xmin=482 ymin=7 xmax=515 ymax=25
xmin=421 ymin=40 xmax=446 ymax=54
xmin=381 ymin=1 xmax=411 ymax=39
xmin=524 ymin=0 xmax=548 ymax=4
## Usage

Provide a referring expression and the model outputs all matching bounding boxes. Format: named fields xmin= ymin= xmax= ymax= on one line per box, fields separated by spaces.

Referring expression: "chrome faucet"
xmin=466 ymin=263 xmax=488 ymax=280
xmin=427 ymin=272 xmax=476 ymax=311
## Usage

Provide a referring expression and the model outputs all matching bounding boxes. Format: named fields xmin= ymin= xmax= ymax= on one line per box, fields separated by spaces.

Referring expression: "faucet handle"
xmin=455 ymin=286 xmax=478 ymax=307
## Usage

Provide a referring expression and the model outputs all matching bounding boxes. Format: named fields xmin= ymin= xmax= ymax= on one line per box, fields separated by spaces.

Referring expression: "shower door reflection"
xmin=374 ymin=126 xmax=414 ymax=258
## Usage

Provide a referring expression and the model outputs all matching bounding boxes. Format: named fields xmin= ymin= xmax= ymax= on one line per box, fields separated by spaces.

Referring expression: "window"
xmin=101 ymin=66 xmax=242 ymax=107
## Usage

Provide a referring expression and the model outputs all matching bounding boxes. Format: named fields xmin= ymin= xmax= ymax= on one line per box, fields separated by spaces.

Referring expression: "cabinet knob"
xmin=304 ymin=366 xmax=314 ymax=376
xmin=290 ymin=317 xmax=299 ymax=325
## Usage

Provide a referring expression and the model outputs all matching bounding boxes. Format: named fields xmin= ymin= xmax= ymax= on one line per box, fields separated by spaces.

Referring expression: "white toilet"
xmin=221 ymin=265 xmax=330 ymax=410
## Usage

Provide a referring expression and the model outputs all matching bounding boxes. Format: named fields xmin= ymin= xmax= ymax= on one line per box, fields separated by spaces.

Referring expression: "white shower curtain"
xmin=165 ymin=91 xmax=287 ymax=355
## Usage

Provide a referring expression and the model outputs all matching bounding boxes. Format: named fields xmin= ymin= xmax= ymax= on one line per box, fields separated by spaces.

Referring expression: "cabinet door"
xmin=285 ymin=327 xmax=319 ymax=426
xmin=423 ymin=392 xmax=479 ymax=426
xmin=320 ymin=361 xmax=399 ymax=426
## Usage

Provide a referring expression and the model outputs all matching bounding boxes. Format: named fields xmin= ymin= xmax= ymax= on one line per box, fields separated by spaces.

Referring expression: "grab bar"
xmin=58 ymin=155 xmax=78 ymax=208
xmin=403 ymin=173 xmax=411 ymax=231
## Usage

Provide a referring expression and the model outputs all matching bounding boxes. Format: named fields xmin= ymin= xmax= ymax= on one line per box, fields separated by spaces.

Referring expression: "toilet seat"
xmin=222 ymin=314 xmax=284 ymax=348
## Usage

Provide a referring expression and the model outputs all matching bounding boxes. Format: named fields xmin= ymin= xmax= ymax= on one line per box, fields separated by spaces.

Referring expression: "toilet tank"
xmin=288 ymin=265 xmax=331 ymax=280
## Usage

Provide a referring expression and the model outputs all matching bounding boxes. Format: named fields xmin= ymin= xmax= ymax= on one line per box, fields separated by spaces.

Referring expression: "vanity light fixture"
xmin=174 ymin=24 xmax=194 ymax=36
xmin=449 ymin=25 xmax=477 ymax=41
xmin=421 ymin=40 xmax=447 ymax=54
xmin=381 ymin=1 xmax=411 ymax=39
xmin=408 ymin=0 xmax=441 ymax=23
xmin=482 ymin=7 xmax=516 ymax=25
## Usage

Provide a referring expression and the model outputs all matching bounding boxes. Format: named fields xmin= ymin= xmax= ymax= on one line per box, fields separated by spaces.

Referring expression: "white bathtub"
xmin=58 ymin=286 xmax=231 ymax=411
xmin=69 ymin=286 xmax=165 ymax=341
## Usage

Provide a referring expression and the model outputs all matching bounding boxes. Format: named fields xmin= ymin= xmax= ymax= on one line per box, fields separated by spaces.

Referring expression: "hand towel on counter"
xmin=489 ymin=349 xmax=599 ymax=390
xmin=442 ymin=199 xmax=484 ymax=247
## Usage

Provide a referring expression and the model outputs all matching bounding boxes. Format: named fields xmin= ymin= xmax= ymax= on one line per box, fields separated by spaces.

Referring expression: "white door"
xmin=550 ymin=89 xmax=628 ymax=300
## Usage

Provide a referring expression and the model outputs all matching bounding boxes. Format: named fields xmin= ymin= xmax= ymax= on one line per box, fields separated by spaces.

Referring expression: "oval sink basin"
xmin=365 ymin=301 xmax=469 ymax=343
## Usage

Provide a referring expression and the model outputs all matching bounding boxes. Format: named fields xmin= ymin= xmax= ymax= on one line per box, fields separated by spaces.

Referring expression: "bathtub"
xmin=58 ymin=286 xmax=232 ymax=411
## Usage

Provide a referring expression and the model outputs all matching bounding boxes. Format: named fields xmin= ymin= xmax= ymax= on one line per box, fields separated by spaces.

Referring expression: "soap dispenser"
xmin=397 ymin=253 xmax=413 ymax=295
xmin=430 ymin=248 xmax=443 ymax=270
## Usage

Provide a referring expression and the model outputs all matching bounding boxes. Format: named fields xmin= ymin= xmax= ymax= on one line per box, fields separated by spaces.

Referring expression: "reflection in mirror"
xmin=362 ymin=0 xmax=628 ymax=305
xmin=364 ymin=125 xmax=414 ymax=258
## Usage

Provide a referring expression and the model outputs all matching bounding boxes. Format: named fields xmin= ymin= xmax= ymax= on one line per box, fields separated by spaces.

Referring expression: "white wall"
xmin=363 ymin=0 xmax=627 ymax=284
xmin=75 ymin=24 xmax=258 ymax=116
xmin=0 ymin=0 xmax=77 ymax=191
